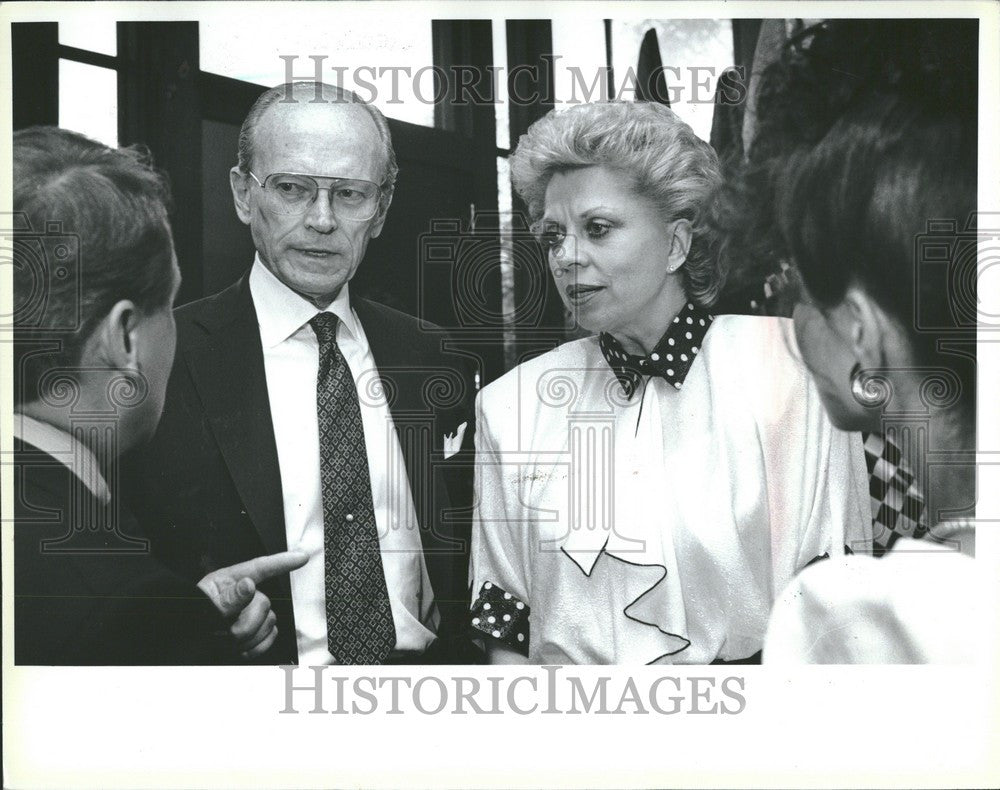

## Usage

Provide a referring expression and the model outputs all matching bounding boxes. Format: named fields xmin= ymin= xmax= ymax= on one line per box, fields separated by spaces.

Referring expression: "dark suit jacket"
xmin=14 ymin=440 xmax=234 ymax=665
xmin=124 ymin=273 xmax=479 ymax=664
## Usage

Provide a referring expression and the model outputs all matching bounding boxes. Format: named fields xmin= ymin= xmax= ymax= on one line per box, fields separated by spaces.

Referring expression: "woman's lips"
xmin=565 ymin=284 xmax=604 ymax=305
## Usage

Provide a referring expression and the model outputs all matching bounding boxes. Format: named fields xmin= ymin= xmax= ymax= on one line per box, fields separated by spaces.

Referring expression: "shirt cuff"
xmin=470 ymin=581 xmax=529 ymax=656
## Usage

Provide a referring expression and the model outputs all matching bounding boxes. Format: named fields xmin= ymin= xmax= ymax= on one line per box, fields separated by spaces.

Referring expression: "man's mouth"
xmin=294 ymin=248 xmax=338 ymax=258
xmin=565 ymin=284 xmax=604 ymax=305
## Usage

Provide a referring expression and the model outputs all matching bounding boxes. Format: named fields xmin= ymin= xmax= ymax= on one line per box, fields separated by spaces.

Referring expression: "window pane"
xmin=200 ymin=19 xmax=435 ymax=128
xmin=59 ymin=20 xmax=117 ymax=56
xmin=59 ymin=60 xmax=118 ymax=148
xmin=497 ymin=155 xmax=515 ymax=369
xmin=610 ymin=19 xmax=734 ymax=142
xmin=493 ymin=22 xmax=510 ymax=151
xmin=551 ymin=19 xmax=610 ymax=105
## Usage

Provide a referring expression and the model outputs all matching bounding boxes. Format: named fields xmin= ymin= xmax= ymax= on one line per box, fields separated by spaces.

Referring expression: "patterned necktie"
xmin=310 ymin=312 xmax=396 ymax=664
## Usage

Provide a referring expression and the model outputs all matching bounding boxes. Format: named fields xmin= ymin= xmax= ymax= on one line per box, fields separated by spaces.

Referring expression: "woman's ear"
xmin=837 ymin=285 xmax=893 ymax=371
xmin=230 ymin=167 xmax=253 ymax=226
xmin=667 ymin=219 xmax=693 ymax=273
xmin=93 ymin=300 xmax=141 ymax=370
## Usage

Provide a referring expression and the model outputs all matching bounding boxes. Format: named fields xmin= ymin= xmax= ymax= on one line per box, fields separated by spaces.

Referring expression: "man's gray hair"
xmin=237 ymin=81 xmax=398 ymax=215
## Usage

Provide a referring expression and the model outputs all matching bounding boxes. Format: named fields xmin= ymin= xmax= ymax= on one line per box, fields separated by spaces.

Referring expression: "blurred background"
xmin=12 ymin=15 xmax=804 ymax=386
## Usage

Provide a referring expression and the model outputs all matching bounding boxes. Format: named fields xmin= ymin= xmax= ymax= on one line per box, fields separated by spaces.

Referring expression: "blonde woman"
xmin=470 ymin=101 xmax=871 ymax=665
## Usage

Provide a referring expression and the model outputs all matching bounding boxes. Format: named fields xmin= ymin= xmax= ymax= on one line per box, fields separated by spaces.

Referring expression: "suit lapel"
xmin=352 ymin=298 xmax=456 ymax=558
xmin=353 ymin=296 xmax=426 ymax=495
xmin=184 ymin=276 xmax=287 ymax=556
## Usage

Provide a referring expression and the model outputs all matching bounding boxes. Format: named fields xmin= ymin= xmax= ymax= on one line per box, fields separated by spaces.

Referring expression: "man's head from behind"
xmin=13 ymin=127 xmax=181 ymax=448
xmin=229 ymin=82 xmax=398 ymax=308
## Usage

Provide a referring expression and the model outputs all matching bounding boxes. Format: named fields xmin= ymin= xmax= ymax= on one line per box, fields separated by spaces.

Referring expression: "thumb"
xmin=236 ymin=576 xmax=256 ymax=601
xmin=219 ymin=576 xmax=256 ymax=615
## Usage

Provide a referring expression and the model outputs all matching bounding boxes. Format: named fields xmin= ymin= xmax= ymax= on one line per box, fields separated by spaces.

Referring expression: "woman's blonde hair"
xmin=510 ymin=101 xmax=724 ymax=306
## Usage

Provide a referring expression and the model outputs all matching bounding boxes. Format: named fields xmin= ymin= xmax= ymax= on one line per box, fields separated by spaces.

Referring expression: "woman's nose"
xmin=551 ymin=234 xmax=587 ymax=271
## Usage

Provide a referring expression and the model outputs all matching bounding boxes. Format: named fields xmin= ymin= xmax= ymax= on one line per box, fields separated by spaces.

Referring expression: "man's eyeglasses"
xmin=248 ymin=171 xmax=381 ymax=221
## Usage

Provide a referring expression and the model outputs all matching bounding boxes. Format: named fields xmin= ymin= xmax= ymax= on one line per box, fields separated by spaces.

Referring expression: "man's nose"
xmin=303 ymin=188 xmax=339 ymax=233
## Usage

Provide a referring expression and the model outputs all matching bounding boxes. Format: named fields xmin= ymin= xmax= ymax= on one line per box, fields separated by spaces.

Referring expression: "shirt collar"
xmin=12 ymin=413 xmax=111 ymax=503
xmin=599 ymin=302 xmax=714 ymax=400
xmin=248 ymin=254 xmax=360 ymax=348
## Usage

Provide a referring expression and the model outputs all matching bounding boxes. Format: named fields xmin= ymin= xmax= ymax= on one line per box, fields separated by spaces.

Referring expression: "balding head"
xmin=237 ymin=81 xmax=397 ymax=213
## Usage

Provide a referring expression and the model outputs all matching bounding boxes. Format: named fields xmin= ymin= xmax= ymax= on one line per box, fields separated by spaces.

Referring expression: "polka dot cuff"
xmin=470 ymin=581 xmax=530 ymax=656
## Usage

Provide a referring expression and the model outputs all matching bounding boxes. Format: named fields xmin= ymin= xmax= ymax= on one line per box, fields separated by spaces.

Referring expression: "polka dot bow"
xmin=599 ymin=302 xmax=714 ymax=400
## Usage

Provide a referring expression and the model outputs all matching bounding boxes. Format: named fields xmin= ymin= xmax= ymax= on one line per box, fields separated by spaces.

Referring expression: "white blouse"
xmin=470 ymin=313 xmax=872 ymax=664
xmin=764 ymin=523 xmax=978 ymax=663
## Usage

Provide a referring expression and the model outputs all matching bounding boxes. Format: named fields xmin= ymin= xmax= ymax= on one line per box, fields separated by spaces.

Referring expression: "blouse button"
xmin=345 ymin=513 xmax=354 ymax=523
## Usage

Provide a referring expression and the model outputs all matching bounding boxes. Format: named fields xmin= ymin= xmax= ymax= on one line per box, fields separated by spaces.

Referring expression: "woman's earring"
xmin=850 ymin=362 xmax=889 ymax=408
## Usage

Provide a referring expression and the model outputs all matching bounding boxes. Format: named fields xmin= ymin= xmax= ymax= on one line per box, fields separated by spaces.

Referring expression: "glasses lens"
xmin=263 ymin=174 xmax=317 ymax=214
xmin=261 ymin=174 xmax=379 ymax=219
xmin=329 ymin=179 xmax=380 ymax=220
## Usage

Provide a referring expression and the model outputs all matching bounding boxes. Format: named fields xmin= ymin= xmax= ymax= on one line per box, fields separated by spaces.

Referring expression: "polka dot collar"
xmin=598 ymin=302 xmax=714 ymax=400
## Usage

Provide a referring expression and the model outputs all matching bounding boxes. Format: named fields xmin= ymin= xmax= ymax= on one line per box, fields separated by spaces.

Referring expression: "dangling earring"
xmin=850 ymin=362 xmax=888 ymax=408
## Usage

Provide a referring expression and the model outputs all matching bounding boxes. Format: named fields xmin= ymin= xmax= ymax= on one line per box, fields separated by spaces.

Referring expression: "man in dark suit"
xmin=12 ymin=126 xmax=307 ymax=665
xmin=126 ymin=81 xmax=478 ymax=664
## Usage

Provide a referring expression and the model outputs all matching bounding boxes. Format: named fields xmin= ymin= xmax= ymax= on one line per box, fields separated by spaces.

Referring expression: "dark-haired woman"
xmin=710 ymin=20 xmax=979 ymax=662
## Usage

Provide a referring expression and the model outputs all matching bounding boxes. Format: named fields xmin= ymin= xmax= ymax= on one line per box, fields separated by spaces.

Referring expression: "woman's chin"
xmin=821 ymin=395 xmax=879 ymax=434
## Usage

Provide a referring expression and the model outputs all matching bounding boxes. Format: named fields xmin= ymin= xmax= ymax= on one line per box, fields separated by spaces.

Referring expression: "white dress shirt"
xmin=13 ymin=413 xmax=110 ymax=503
xmin=249 ymin=258 xmax=437 ymax=663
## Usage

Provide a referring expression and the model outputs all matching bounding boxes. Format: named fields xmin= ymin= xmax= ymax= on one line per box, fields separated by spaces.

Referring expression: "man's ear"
xmin=230 ymin=167 xmax=253 ymax=226
xmin=667 ymin=219 xmax=693 ymax=273
xmin=367 ymin=193 xmax=393 ymax=240
xmin=92 ymin=300 xmax=141 ymax=370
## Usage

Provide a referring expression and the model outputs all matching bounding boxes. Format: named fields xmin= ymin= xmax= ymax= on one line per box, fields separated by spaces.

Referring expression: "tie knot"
xmin=309 ymin=312 xmax=340 ymax=345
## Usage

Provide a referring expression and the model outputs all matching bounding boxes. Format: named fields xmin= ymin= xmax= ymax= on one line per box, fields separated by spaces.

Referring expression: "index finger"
xmin=226 ymin=550 xmax=309 ymax=585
